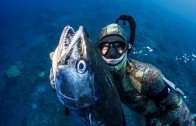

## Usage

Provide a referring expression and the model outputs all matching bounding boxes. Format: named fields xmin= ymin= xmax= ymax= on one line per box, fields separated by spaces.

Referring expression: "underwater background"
xmin=0 ymin=0 xmax=196 ymax=125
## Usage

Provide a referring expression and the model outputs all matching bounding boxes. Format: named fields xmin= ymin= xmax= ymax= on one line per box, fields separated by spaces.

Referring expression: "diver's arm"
xmin=142 ymin=65 xmax=182 ymax=125
xmin=155 ymin=92 xmax=182 ymax=125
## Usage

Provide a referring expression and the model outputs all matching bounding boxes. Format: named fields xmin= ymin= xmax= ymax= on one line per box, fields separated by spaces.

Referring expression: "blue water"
xmin=0 ymin=0 xmax=196 ymax=126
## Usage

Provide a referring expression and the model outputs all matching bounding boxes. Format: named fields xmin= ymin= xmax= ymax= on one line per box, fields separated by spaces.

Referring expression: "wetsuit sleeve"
xmin=142 ymin=65 xmax=182 ymax=125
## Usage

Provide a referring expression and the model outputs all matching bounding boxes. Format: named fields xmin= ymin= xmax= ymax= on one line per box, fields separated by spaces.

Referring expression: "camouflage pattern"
xmin=108 ymin=58 xmax=195 ymax=126
xmin=98 ymin=23 xmax=127 ymax=43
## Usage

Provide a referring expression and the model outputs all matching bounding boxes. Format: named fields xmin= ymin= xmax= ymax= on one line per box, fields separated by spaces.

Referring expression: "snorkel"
xmin=116 ymin=14 xmax=136 ymax=53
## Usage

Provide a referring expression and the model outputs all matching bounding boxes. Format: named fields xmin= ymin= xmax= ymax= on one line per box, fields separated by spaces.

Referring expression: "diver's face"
xmin=97 ymin=41 xmax=128 ymax=59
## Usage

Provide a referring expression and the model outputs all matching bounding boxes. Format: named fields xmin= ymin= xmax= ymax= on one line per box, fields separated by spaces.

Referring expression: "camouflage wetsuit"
xmin=108 ymin=56 xmax=195 ymax=126
xmin=97 ymin=22 xmax=195 ymax=126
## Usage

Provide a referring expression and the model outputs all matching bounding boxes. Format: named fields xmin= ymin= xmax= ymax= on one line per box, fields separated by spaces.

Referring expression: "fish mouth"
xmin=62 ymin=26 xmax=75 ymax=49
xmin=60 ymin=26 xmax=83 ymax=61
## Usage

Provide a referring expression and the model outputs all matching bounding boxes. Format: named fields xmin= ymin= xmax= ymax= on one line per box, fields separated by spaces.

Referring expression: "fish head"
xmin=51 ymin=25 xmax=99 ymax=109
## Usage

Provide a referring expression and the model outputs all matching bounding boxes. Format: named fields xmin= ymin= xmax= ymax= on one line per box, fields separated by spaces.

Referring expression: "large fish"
xmin=50 ymin=25 xmax=125 ymax=126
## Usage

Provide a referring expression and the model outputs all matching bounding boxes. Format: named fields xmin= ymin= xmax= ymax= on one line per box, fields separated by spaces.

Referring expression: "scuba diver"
xmin=96 ymin=14 xmax=196 ymax=126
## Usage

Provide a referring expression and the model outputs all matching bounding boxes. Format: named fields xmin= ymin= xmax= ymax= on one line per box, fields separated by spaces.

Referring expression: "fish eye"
xmin=76 ymin=60 xmax=87 ymax=74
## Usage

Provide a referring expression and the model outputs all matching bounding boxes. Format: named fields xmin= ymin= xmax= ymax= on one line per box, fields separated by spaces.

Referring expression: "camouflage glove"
xmin=49 ymin=52 xmax=56 ymax=90
xmin=49 ymin=68 xmax=55 ymax=90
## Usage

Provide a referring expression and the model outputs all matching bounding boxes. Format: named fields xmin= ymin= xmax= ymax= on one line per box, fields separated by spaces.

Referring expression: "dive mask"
xmin=97 ymin=35 xmax=131 ymax=59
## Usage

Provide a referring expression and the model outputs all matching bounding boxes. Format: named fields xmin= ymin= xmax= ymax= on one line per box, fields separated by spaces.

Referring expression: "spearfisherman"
xmin=96 ymin=14 xmax=195 ymax=126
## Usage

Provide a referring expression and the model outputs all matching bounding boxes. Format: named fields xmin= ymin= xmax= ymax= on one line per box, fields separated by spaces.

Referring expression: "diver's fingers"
xmin=50 ymin=52 xmax=54 ymax=60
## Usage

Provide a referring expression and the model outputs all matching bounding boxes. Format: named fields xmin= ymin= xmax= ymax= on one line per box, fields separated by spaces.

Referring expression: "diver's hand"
xmin=49 ymin=68 xmax=56 ymax=91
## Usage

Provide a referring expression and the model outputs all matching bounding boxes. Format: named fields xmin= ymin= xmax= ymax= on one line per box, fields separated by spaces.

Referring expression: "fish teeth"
xmin=62 ymin=26 xmax=77 ymax=50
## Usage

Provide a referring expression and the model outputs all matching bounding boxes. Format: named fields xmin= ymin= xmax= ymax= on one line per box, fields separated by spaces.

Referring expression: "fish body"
xmin=50 ymin=25 xmax=125 ymax=125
